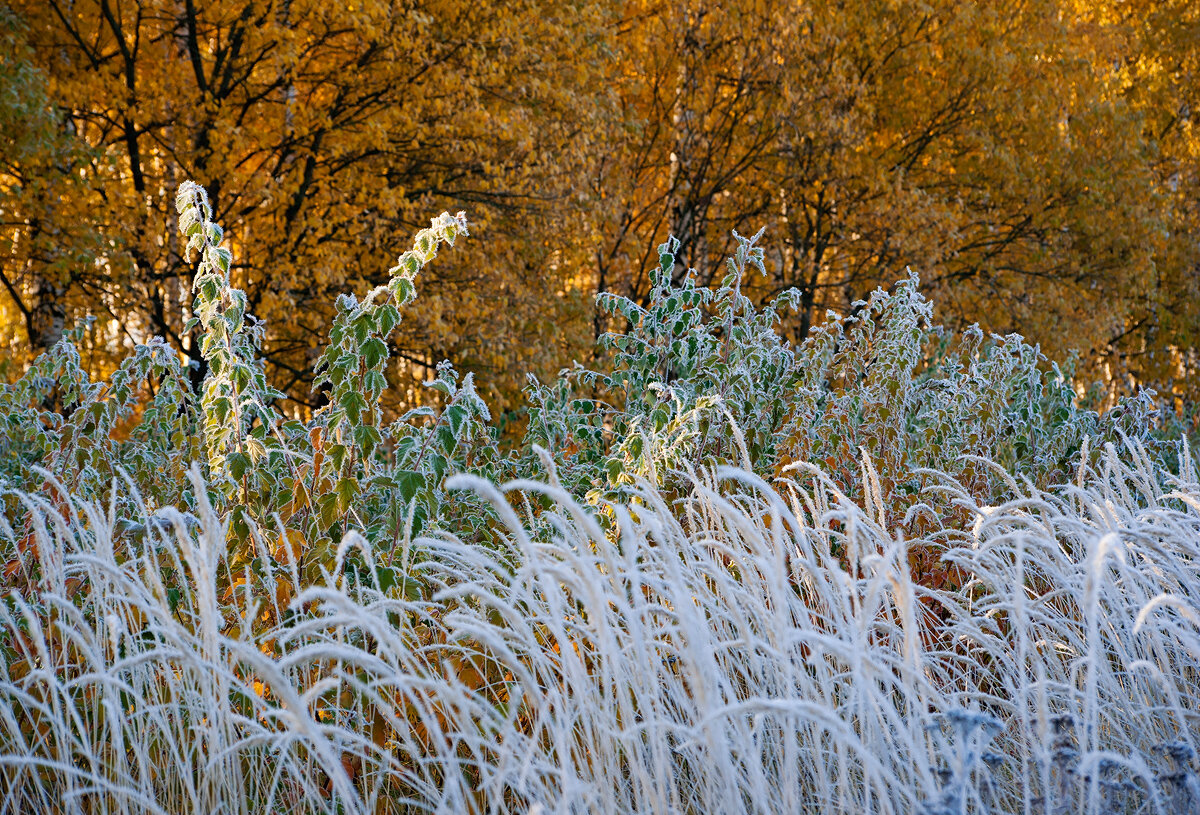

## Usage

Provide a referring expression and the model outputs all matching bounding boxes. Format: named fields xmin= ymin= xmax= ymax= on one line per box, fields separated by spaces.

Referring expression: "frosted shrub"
xmin=0 ymin=320 xmax=200 ymax=517
xmin=524 ymin=229 xmax=801 ymax=499
xmin=524 ymin=236 xmax=1156 ymax=539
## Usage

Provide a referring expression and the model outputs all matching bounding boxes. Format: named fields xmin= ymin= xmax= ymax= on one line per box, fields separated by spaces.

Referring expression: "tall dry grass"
xmin=1 ymin=441 xmax=1198 ymax=814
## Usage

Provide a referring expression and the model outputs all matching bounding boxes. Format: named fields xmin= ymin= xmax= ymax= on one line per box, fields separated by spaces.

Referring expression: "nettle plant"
xmin=524 ymin=230 xmax=802 ymax=500
xmin=1 ymin=181 xmax=491 ymax=602
xmin=175 ymin=182 xmax=494 ymax=583
xmin=773 ymin=276 xmax=1158 ymax=529
xmin=0 ymin=320 xmax=200 ymax=515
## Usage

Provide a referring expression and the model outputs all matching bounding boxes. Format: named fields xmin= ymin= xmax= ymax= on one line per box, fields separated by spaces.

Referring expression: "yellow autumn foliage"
xmin=1 ymin=0 xmax=1197 ymax=406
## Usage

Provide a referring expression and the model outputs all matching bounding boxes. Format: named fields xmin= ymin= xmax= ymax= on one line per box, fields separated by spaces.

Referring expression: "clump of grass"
xmin=1 ymin=440 xmax=1197 ymax=814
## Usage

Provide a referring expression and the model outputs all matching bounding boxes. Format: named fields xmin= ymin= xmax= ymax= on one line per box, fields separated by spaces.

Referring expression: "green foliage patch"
xmin=0 ymin=181 xmax=1169 ymax=581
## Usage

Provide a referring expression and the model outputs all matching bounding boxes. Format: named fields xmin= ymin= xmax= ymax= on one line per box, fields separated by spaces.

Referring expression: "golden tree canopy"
xmin=2 ymin=0 xmax=1197 ymax=405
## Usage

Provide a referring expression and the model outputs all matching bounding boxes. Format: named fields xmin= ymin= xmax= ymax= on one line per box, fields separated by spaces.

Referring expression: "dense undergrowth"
xmin=0 ymin=182 xmax=1197 ymax=814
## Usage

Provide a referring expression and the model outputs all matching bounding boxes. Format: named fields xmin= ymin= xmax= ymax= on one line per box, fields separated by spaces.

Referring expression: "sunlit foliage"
xmin=1 ymin=1 xmax=1198 ymax=408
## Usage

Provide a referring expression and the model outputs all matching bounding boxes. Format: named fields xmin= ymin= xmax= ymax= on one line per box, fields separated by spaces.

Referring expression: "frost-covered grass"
xmin=2 ymin=441 xmax=1198 ymax=814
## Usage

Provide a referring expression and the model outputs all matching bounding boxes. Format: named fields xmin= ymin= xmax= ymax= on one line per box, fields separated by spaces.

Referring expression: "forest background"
xmin=1 ymin=0 xmax=1197 ymax=417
